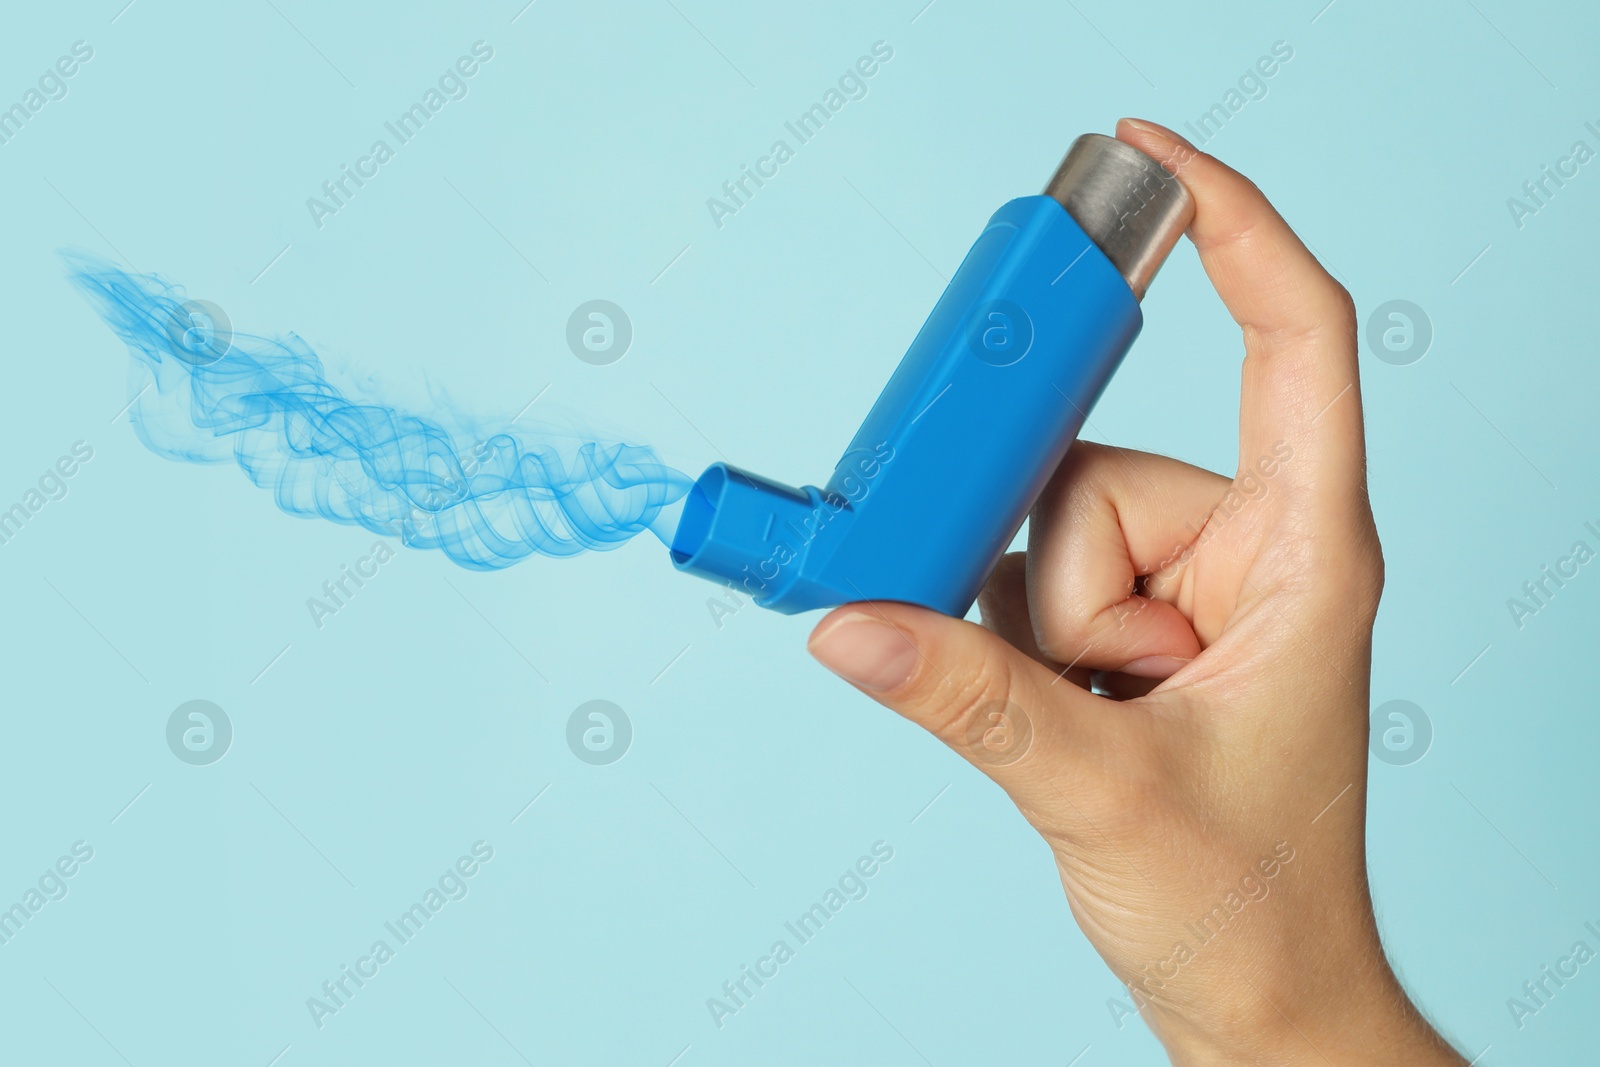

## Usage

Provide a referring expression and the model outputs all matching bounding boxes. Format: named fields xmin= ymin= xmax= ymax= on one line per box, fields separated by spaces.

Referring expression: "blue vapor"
xmin=67 ymin=253 xmax=691 ymax=569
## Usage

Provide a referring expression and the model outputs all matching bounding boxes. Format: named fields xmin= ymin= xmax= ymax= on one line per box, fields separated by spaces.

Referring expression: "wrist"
xmin=1150 ymin=946 xmax=1462 ymax=1066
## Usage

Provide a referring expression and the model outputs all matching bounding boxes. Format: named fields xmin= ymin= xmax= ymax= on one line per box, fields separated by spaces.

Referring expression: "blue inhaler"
xmin=670 ymin=133 xmax=1194 ymax=617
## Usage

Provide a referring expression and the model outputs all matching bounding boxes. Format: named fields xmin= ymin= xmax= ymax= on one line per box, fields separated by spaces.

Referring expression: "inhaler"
xmin=670 ymin=133 xmax=1194 ymax=617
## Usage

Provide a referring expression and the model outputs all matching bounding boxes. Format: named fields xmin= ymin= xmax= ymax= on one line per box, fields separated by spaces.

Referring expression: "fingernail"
xmin=808 ymin=612 xmax=920 ymax=692
xmin=1119 ymin=655 xmax=1191 ymax=679
xmin=1119 ymin=117 xmax=1197 ymax=153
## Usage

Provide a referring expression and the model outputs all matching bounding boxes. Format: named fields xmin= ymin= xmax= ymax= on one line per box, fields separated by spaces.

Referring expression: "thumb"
xmin=807 ymin=602 xmax=1108 ymax=799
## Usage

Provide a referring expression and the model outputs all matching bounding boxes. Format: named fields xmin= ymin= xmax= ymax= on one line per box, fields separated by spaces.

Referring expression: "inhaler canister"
xmin=1042 ymin=134 xmax=1193 ymax=299
xmin=671 ymin=134 xmax=1194 ymax=616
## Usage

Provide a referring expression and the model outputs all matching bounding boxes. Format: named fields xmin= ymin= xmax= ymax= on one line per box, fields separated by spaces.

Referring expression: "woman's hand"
xmin=807 ymin=118 xmax=1463 ymax=1065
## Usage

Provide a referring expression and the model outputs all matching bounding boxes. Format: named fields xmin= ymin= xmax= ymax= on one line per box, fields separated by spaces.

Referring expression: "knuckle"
xmin=1041 ymin=443 xmax=1110 ymax=513
xmin=1033 ymin=608 xmax=1103 ymax=666
xmin=1351 ymin=532 xmax=1385 ymax=617
xmin=1327 ymin=282 xmax=1358 ymax=335
xmin=1333 ymin=281 xmax=1357 ymax=321
xmin=918 ymin=649 xmax=1035 ymax=769
xmin=1032 ymin=623 xmax=1083 ymax=666
xmin=1299 ymin=521 xmax=1385 ymax=622
xmin=918 ymin=646 xmax=1008 ymax=737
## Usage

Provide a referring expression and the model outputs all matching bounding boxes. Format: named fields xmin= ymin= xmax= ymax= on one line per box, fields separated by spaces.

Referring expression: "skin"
xmin=806 ymin=118 xmax=1465 ymax=1065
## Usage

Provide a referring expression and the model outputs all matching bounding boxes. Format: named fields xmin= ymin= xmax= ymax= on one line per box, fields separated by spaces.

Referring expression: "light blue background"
xmin=2 ymin=1 xmax=1597 ymax=1063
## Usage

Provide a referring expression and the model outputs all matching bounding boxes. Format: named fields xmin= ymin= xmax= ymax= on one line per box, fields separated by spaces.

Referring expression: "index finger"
xmin=1115 ymin=118 xmax=1364 ymax=497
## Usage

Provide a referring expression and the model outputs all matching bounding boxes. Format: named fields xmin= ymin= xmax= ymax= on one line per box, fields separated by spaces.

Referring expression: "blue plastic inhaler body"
xmin=670 ymin=134 xmax=1194 ymax=617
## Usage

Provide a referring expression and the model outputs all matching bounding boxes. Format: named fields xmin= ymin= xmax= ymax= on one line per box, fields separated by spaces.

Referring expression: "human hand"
xmin=807 ymin=118 xmax=1463 ymax=1065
